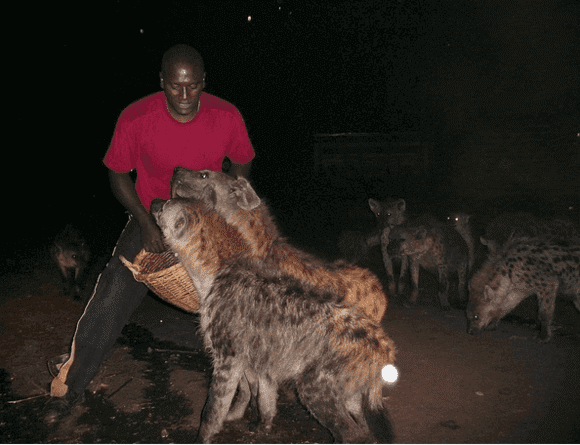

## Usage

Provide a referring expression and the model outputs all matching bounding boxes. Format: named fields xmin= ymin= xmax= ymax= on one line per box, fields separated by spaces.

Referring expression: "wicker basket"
xmin=120 ymin=249 xmax=199 ymax=313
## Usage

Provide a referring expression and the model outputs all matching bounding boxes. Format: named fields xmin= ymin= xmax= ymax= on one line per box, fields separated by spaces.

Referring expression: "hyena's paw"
xmin=249 ymin=421 xmax=273 ymax=434
xmin=408 ymin=288 xmax=419 ymax=304
xmin=397 ymin=281 xmax=406 ymax=295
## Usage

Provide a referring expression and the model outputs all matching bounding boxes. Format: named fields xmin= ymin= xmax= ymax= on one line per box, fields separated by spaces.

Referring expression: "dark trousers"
xmin=55 ymin=216 xmax=149 ymax=397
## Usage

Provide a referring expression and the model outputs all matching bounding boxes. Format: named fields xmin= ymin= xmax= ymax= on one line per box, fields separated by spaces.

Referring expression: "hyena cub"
xmin=171 ymin=167 xmax=388 ymax=324
xmin=52 ymin=224 xmax=91 ymax=301
xmin=152 ymin=198 xmax=397 ymax=444
xmin=467 ymin=236 xmax=580 ymax=342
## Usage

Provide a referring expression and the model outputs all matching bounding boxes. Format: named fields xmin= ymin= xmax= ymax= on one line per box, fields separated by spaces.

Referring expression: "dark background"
xmin=7 ymin=0 xmax=579 ymax=254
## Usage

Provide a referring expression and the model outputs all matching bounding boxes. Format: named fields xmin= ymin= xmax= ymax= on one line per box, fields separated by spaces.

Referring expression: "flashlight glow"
xmin=382 ymin=364 xmax=398 ymax=383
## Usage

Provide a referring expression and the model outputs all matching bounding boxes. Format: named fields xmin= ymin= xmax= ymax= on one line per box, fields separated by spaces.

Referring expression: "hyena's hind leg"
xmin=573 ymin=290 xmax=580 ymax=313
xmin=226 ymin=371 xmax=258 ymax=422
xmin=536 ymin=280 xmax=559 ymax=343
xmin=253 ymin=376 xmax=279 ymax=432
xmin=296 ymin=375 xmax=365 ymax=443
xmin=197 ymin=360 xmax=244 ymax=443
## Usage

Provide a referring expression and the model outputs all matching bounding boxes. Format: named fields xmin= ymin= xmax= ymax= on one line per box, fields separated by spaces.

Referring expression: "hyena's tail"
xmin=363 ymin=391 xmax=394 ymax=443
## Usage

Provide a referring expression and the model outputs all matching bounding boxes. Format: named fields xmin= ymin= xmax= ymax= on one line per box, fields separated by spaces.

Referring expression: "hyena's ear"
xmin=171 ymin=208 xmax=191 ymax=239
xmin=416 ymin=226 xmax=428 ymax=238
xmin=368 ymin=198 xmax=381 ymax=216
xmin=396 ymin=199 xmax=406 ymax=212
xmin=230 ymin=177 xmax=261 ymax=210
xmin=483 ymin=284 xmax=495 ymax=302
xmin=480 ymin=237 xmax=498 ymax=254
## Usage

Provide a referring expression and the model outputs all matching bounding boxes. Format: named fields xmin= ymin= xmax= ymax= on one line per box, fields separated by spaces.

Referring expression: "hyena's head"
xmin=399 ymin=227 xmax=434 ymax=257
xmin=170 ymin=167 xmax=261 ymax=219
xmin=447 ymin=212 xmax=471 ymax=234
xmin=467 ymin=256 xmax=521 ymax=335
xmin=150 ymin=198 xmax=203 ymax=253
xmin=368 ymin=198 xmax=406 ymax=229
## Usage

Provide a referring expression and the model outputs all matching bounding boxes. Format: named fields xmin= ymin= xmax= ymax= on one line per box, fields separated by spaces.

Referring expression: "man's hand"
xmin=109 ymin=170 xmax=167 ymax=253
xmin=141 ymin=219 xmax=166 ymax=253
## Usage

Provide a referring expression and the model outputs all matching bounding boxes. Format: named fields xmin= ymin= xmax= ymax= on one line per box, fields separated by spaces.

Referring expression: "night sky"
xmin=9 ymin=0 xmax=580 ymax=248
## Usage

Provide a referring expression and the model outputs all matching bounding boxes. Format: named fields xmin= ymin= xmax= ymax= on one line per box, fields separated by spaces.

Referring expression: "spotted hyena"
xmin=467 ymin=236 xmax=580 ymax=342
xmin=152 ymin=197 xmax=397 ymax=444
xmin=372 ymin=201 xmax=443 ymax=296
xmin=481 ymin=212 xmax=580 ymax=254
xmin=447 ymin=212 xmax=475 ymax=273
xmin=171 ymin=167 xmax=388 ymax=324
xmin=394 ymin=223 xmax=469 ymax=310
xmin=367 ymin=198 xmax=408 ymax=294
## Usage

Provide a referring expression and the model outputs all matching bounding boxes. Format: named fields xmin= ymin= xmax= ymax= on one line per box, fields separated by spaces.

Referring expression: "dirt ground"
xmin=1 ymin=242 xmax=580 ymax=444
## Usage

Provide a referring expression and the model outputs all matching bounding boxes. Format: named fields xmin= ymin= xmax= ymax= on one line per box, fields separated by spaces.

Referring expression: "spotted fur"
xmin=395 ymin=224 xmax=469 ymax=310
xmin=171 ymin=168 xmax=388 ymax=324
xmin=482 ymin=212 xmax=580 ymax=253
xmin=152 ymin=197 xmax=397 ymax=444
xmin=369 ymin=198 xmax=408 ymax=295
xmin=467 ymin=237 xmax=580 ymax=342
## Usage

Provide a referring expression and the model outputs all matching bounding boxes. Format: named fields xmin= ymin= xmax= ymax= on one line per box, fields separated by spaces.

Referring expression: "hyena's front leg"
xmin=408 ymin=260 xmax=420 ymax=304
xmin=198 ymin=360 xmax=243 ymax=443
xmin=457 ymin=262 xmax=468 ymax=303
xmin=437 ymin=263 xmax=451 ymax=310
xmin=536 ymin=282 xmax=558 ymax=343
xmin=398 ymin=254 xmax=408 ymax=294
xmin=380 ymin=228 xmax=396 ymax=295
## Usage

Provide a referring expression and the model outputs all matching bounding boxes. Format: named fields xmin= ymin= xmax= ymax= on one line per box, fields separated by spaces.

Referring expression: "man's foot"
xmin=43 ymin=392 xmax=84 ymax=426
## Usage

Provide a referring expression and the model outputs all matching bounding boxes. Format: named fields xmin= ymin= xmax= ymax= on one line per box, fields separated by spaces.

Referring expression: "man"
xmin=44 ymin=44 xmax=255 ymax=424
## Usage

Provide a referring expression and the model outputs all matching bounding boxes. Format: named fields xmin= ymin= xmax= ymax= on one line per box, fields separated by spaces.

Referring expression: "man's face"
xmin=161 ymin=61 xmax=205 ymax=122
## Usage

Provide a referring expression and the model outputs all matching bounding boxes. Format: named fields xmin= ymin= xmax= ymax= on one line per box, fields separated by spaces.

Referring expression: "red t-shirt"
xmin=104 ymin=91 xmax=255 ymax=210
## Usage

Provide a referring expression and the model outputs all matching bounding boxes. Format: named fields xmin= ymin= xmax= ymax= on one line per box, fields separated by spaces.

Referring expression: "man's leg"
xmin=45 ymin=217 xmax=150 ymax=424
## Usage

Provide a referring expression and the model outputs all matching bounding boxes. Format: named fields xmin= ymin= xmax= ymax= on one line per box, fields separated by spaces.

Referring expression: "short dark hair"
xmin=161 ymin=44 xmax=205 ymax=78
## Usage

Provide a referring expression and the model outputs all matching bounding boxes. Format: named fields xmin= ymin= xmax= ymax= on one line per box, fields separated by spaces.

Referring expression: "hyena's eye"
xmin=200 ymin=172 xmax=208 ymax=179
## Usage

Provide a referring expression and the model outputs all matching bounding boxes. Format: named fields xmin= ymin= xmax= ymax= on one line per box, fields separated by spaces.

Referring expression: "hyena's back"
xmin=170 ymin=168 xmax=388 ymax=324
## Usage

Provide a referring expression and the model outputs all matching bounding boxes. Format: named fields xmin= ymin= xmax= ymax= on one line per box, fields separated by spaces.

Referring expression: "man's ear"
xmin=160 ymin=72 xmax=165 ymax=89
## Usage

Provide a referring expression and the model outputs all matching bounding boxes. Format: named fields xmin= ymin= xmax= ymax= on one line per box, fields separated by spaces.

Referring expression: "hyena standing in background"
xmin=52 ymin=224 xmax=91 ymax=302
xmin=467 ymin=236 xmax=580 ymax=342
xmin=170 ymin=168 xmax=388 ymax=324
xmin=447 ymin=212 xmax=476 ymax=273
xmin=337 ymin=198 xmax=403 ymax=264
xmin=367 ymin=198 xmax=408 ymax=295
xmin=395 ymin=222 xmax=470 ymax=310
xmin=151 ymin=197 xmax=397 ymax=444
xmin=481 ymin=212 xmax=580 ymax=254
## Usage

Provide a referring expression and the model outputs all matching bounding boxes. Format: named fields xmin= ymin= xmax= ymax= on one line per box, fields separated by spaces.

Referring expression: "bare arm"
xmin=108 ymin=170 xmax=166 ymax=253
xmin=229 ymin=160 xmax=252 ymax=179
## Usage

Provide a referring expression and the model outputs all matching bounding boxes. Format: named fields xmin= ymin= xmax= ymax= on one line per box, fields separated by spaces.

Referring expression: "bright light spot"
xmin=247 ymin=15 xmax=252 ymax=22
xmin=381 ymin=364 xmax=398 ymax=383
xmin=140 ymin=29 xmax=144 ymax=34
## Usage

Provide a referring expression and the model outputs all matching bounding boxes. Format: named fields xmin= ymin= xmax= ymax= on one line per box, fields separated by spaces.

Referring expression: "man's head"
xmin=160 ymin=44 xmax=206 ymax=122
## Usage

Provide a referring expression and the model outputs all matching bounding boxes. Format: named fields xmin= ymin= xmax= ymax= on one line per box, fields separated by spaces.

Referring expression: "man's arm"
xmin=108 ymin=170 xmax=166 ymax=253
xmin=229 ymin=160 xmax=252 ymax=179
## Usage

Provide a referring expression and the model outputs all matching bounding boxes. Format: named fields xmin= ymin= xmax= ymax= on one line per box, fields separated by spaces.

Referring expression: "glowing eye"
xmin=200 ymin=172 xmax=208 ymax=179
